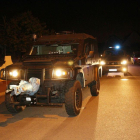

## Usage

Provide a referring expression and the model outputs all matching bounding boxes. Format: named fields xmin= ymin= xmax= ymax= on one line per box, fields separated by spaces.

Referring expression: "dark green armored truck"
xmin=1 ymin=32 xmax=102 ymax=116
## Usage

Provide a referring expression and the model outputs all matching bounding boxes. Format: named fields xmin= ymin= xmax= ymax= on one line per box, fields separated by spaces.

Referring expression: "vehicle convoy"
xmin=100 ymin=46 xmax=128 ymax=74
xmin=1 ymin=32 xmax=102 ymax=116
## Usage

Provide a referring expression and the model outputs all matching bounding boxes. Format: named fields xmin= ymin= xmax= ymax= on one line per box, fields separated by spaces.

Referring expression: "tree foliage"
xmin=0 ymin=11 xmax=47 ymax=54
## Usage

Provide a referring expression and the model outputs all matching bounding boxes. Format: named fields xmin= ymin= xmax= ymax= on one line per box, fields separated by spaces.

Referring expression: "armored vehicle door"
xmin=83 ymin=39 xmax=99 ymax=85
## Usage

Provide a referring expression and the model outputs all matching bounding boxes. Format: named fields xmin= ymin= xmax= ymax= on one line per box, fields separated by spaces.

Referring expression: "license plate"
xmin=109 ymin=69 xmax=117 ymax=71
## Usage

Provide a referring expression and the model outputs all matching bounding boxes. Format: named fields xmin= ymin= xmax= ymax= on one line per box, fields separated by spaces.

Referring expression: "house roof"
xmin=123 ymin=31 xmax=140 ymax=47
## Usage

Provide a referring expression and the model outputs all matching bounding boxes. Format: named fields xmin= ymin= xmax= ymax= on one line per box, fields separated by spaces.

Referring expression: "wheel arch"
xmin=75 ymin=69 xmax=85 ymax=88
xmin=94 ymin=65 xmax=101 ymax=81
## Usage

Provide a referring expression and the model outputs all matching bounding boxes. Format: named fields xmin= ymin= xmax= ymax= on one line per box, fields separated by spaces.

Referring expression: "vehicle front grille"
xmin=23 ymin=61 xmax=52 ymax=66
xmin=106 ymin=66 xmax=121 ymax=69
xmin=27 ymin=69 xmax=42 ymax=80
xmin=27 ymin=69 xmax=52 ymax=80
xmin=45 ymin=69 xmax=52 ymax=79
xmin=106 ymin=61 xmax=120 ymax=65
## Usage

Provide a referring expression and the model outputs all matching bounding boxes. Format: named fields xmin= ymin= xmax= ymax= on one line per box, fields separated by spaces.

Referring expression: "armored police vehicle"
xmin=1 ymin=32 xmax=102 ymax=116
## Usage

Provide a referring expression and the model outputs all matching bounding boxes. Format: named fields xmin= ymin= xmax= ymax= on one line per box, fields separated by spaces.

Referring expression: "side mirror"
xmin=88 ymin=51 xmax=94 ymax=58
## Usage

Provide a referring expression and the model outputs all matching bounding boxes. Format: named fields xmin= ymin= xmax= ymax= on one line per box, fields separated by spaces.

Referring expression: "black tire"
xmin=90 ymin=78 xmax=100 ymax=96
xmin=65 ymin=81 xmax=82 ymax=116
xmin=5 ymin=81 xmax=26 ymax=113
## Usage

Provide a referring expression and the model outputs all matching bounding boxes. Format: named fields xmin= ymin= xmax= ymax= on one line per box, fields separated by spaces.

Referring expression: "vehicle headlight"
xmin=100 ymin=61 xmax=106 ymax=65
xmin=122 ymin=68 xmax=127 ymax=72
xmin=9 ymin=70 xmax=18 ymax=77
xmin=53 ymin=69 xmax=69 ymax=78
xmin=121 ymin=60 xmax=127 ymax=65
xmin=55 ymin=69 xmax=67 ymax=76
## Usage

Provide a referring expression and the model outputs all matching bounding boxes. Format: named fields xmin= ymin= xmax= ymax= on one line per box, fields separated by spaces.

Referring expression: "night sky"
xmin=0 ymin=0 xmax=140 ymax=43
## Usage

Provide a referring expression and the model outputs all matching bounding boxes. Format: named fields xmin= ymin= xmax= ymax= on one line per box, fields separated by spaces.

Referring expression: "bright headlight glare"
xmin=9 ymin=72 xmax=13 ymax=76
xmin=55 ymin=69 xmax=67 ymax=77
xmin=122 ymin=68 xmax=127 ymax=72
xmin=121 ymin=60 xmax=127 ymax=65
xmin=100 ymin=61 xmax=105 ymax=65
xmin=56 ymin=70 xmax=62 ymax=76
xmin=62 ymin=71 xmax=66 ymax=75
xmin=9 ymin=70 xmax=18 ymax=77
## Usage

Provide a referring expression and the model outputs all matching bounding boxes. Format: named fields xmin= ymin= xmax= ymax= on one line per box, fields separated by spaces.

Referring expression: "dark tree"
xmin=0 ymin=11 xmax=48 ymax=61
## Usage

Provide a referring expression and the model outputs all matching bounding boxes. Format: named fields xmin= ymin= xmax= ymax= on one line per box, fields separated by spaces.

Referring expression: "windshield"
xmin=30 ymin=44 xmax=78 ymax=55
xmin=104 ymin=50 xmax=124 ymax=56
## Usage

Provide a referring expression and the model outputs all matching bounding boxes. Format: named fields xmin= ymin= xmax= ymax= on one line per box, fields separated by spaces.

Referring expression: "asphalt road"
xmin=0 ymin=64 xmax=140 ymax=140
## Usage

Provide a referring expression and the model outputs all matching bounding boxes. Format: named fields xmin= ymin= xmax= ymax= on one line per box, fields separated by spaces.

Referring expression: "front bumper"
xmin=102 ymin=65 xmax=128 ymax=73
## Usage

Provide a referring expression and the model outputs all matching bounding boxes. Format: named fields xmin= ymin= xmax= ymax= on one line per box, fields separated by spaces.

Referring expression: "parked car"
xmin=100 ymin=47 xmax=128 ymax=74
xmin=131 ymin=52 xmax=140 ymax=64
